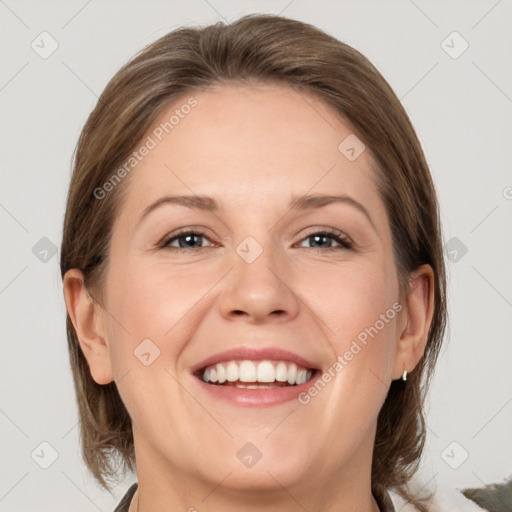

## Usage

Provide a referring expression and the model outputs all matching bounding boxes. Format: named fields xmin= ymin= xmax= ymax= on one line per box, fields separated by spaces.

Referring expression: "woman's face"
xmin=95 ymin=83 xmax=408 ymax=492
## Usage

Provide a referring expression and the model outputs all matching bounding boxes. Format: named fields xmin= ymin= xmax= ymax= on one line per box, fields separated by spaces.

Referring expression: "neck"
xmin=130 ymin=486 xmax=381 ymax=512
xmin=129 ymin=431 xmax=381 ymax=512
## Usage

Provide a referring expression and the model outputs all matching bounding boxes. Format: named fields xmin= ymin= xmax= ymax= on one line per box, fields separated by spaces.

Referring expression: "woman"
xmin=61 ymin=14 xmax=446 ymax=512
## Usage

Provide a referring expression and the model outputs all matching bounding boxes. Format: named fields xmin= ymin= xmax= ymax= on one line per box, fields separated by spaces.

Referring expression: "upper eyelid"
xmin=159 ymin=229 xmax=217 ymax=249
xmin=300 ymin=226 xmax=350 ymax=240
xmin=298 ymin=230 xmax=353 ymax=249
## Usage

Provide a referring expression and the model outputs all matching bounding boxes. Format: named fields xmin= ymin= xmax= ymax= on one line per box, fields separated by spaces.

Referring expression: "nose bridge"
xmin=218 ymin=232 xmax=299 ymax=322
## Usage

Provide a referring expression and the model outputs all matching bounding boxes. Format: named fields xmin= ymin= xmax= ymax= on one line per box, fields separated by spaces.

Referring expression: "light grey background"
xmin=1 ymin=1 xmax=511 ymax=511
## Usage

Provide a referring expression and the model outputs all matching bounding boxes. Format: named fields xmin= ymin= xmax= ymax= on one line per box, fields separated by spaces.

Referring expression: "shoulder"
xmin=372 ymin=482 xmax=396 ymax=512
xmin=113 ymin=482 xmax=138 ymax=512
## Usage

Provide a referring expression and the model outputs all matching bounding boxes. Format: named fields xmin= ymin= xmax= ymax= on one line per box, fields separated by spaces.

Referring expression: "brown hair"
xmin=60 ymin=13 xmax=446 ymax=510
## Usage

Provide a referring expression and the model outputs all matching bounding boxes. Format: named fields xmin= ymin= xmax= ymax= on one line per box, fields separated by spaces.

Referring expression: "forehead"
xmin=118 ymin=83 xmax=386 ymax=222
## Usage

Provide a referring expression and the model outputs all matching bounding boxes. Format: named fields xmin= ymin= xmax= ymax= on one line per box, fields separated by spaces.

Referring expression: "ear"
xmin=392 ymin=264 xmax=435 ymax=380
xmin=62 ymin=269 xmax=114 ymax=385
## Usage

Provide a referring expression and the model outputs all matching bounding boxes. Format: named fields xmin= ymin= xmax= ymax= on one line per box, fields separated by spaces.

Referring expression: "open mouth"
xmin=194 ymin=359 xmax=318 ymax=388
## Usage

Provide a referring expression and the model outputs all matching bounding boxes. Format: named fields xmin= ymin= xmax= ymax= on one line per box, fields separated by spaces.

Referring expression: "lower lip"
xmin=192 ymin=372 xmax=321 ymax=407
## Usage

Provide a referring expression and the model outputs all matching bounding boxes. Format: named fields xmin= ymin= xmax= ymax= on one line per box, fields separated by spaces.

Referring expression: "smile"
xmin=200 ymin=359 xmax=315 ymax=387
xmin=190 ymin=346 xmax=322 ymax=407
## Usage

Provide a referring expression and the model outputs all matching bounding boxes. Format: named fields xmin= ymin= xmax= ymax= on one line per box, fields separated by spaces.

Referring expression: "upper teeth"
xmin=202 ymin=360 xmax=313 ymax=385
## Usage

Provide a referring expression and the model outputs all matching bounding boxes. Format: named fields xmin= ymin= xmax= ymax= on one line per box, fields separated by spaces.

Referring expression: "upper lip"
xmin=190 ymin=346 xmax=322 ymax=375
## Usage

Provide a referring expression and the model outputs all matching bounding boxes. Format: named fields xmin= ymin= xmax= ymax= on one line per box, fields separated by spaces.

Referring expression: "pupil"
xmin=312 ymin=235 xmax=329 ymax=247
xmin=181 ymin=234 xmax=201 ymax=248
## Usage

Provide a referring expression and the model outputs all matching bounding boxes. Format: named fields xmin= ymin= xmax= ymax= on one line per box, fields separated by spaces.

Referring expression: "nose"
xmin=218 ymin=242 xmax=300 ymax=324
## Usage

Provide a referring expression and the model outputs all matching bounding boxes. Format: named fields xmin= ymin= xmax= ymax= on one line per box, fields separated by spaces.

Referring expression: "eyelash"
xmin=159 ymin=228 xmax=353 ymax=251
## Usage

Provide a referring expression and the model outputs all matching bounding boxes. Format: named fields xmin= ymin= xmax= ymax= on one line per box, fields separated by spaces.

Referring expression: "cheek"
xmin=304 ymin=259 xmax=400 ymax=339
xmin=301 ymin=259 xmax=399 ymax=390
xmin=106 ymin=251 xmax=399 ymax=381
xmin=105 ymin=260 xmax=222 ymax=366
xmin=102 ymin=264 xmax=211 ymax=438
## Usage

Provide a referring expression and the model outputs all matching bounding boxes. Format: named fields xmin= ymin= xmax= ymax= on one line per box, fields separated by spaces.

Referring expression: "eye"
xmin=159 ymin=230 xmax=215 ymax=250
xmin=298 ymin=229 xmax=353 ymax=250
xmin=158 ymin=228 xmax=353 ymax=251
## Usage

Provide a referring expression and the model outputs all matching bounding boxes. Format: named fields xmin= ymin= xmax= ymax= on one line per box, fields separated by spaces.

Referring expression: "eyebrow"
xmin=137 ymin=193 xmax=376 ymax=231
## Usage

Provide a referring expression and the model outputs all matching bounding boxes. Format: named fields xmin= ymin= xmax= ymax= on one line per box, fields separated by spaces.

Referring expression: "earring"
xmin=402 ymin=369 xmax=407 ymax=381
